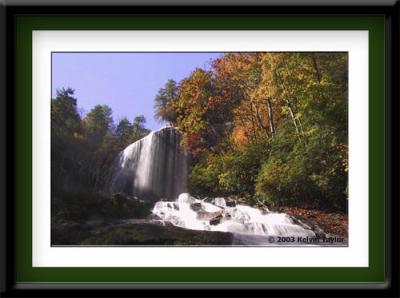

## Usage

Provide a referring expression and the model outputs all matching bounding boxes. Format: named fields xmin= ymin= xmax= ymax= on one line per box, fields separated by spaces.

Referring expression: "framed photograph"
xmin=1 ymin=1 xmax=398 ymax=296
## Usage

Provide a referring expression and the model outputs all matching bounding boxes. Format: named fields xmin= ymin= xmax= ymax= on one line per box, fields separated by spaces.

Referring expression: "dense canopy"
xmin=155 ymin=52 xmax=348 ymax=211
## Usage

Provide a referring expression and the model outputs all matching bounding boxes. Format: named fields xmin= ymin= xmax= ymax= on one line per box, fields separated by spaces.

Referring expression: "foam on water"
xmin=107 ymin=128 xmax=326 ymax=245
xmin=152 ymin=193 xmax=316 ymax=244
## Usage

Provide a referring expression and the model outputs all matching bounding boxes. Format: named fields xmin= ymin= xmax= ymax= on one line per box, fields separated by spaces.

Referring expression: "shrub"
xmin=188 ymin=135 xmax=271 ymax=198
xmin=188 ymin=152 xmax=225 ymax=196
xmin=52 ymin=189 xmax=153 ymax=223
xmin=52 ymin=189 xmax=110 ymax=222
xmin=256 ymin=129 xmax=348 ymax=211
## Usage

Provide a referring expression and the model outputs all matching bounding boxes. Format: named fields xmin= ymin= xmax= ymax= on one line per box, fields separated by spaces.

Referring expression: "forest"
xmin=51 ymin=52 xmax=348 ymax=245
xmin=154 ymin=52 xmax=348 ymax=211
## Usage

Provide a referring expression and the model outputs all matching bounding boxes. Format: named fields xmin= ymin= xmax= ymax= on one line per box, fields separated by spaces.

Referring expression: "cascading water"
xmin=108 ymin=126 xmax=188 ymax=200
xmin=108 ymin=127 xmax=343 ymax=245
xmin=151 ymin=193 xmax=335 ymax=245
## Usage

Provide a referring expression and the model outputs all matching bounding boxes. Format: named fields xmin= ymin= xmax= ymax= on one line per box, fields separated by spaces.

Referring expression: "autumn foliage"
xmin=155 ymin=52 xmax=348 ymax=212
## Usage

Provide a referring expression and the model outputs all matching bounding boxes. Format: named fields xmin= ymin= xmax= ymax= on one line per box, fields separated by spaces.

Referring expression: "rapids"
xmin=152 ymin=193 xmax=319 ymax=245
xmin=108 ymin=127 xmax=343 ymax=245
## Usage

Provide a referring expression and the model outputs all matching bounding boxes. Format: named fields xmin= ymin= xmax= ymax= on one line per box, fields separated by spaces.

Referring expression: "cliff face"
xmin=108 ymin=127 xmax=188 ymax=201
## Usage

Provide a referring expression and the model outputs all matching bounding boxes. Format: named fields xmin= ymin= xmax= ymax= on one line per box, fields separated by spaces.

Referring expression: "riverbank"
xmin=277 ymin=206 xmax=348 ymax=240
xmin=51 ymin=190 xmax=348 ymax=245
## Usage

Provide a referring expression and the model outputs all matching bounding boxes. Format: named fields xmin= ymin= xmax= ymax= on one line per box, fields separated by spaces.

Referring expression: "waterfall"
xmin=108 ymin=127 xmax=188 ymax=200
xmin=107 ymin=127 xmax=344 ymax=246
xmin=152 ymin=193 xmax=326 ymax=245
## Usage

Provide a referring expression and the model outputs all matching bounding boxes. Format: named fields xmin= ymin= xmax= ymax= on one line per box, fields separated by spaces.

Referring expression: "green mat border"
xmin=16 ymin=15 xmax=385 ymax=283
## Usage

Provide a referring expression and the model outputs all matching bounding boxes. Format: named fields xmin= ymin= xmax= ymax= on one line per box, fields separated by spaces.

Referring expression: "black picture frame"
xmin=0 ymin=1 xmax=399 ymax=297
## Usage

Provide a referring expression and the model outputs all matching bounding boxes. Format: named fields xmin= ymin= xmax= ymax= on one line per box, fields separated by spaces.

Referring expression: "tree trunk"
xmin=284 ymin=98 xmax=303 ymax=142
xmin=254 ymin=102 xmax=269 ymax=135
xmin=247 ymin=102 xmax=259 ymax=140
xmin=267 ymin=98 xmax=275 ymax=136
xmin=310 ymin=53 xmax=321 ymax=83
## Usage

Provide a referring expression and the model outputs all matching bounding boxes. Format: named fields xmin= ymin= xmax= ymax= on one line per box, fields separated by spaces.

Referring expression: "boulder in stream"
xmin=190 ymin=202 xmax=203 ymax=211
xmin=209 ymin=214 xmax=223 ymax=225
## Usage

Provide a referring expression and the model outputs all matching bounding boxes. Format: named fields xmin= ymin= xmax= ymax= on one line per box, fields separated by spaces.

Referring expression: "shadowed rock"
xmin=80 ymin=222 xmax=234 ymax=245
xmin=52 ymin=219 xmax=234 ymax=246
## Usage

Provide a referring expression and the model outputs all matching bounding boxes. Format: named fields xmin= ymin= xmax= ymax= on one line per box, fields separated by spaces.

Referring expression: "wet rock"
xmin=289 ymin=215 xmax=327 ymax=238
xmin=236 ymin=197 xmax=248 ymax=204
xmin=80 ymin=222 xmax=234 ymax=245
xmin=225 ymin=199 xmax=236 ymax=207
xmin=312 ymin=225 xmax=326 ymax=238
xmin=209 ymin=214 xmax=223 ymax=225
xmin=110 ymin=192 xmax=153 ymax=219
xmin=190 ymin=202 xmax=203 ymax=211
xmin=148 ymin=213 xmax=162 ymax=220
xmin=52 ymin=221 xmax=92 ymax=245
xmin=289 ymin=216 xmax=312 ymax=230
xmin=197 ymin=210 xmax=223 ymax=220
xmin=203 ymin=197 xmax=213 ymax=203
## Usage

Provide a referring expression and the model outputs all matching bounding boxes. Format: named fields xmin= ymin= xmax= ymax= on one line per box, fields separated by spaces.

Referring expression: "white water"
xmin=108 ymin=127 xmax=332 ymax=245
xmin=109 ymin=127 xmax=187 ymax=200
xmin=152 ymin=193 xmax=317 ymax=245
xmin=133 ymin=131 xmax=155 ymax=192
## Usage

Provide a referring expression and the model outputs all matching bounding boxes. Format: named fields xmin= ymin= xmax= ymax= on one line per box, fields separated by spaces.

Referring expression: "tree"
xmin=115 ymin=117 xmax=133 ymax=147
xmin=84 ymin=105 xmax=114 ymax=147
xmin=51 ymin=88 xmax=82 ymax=137
xmin=166 ymin=52 xmax=348 ymax=211
xmin=132 ymin=115 xmax=150 ymax=141
xmin=154 ymin=79 xmax=178 ymax=123
xmin=172 ymin=68 xmax=215 ymax=157
xmin=51 ymin=88 xmax=88 ymax=190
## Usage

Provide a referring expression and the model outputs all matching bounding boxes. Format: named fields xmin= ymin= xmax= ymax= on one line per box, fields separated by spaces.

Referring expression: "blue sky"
xmin=51 ymin=52 xmax=222 ymax=131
